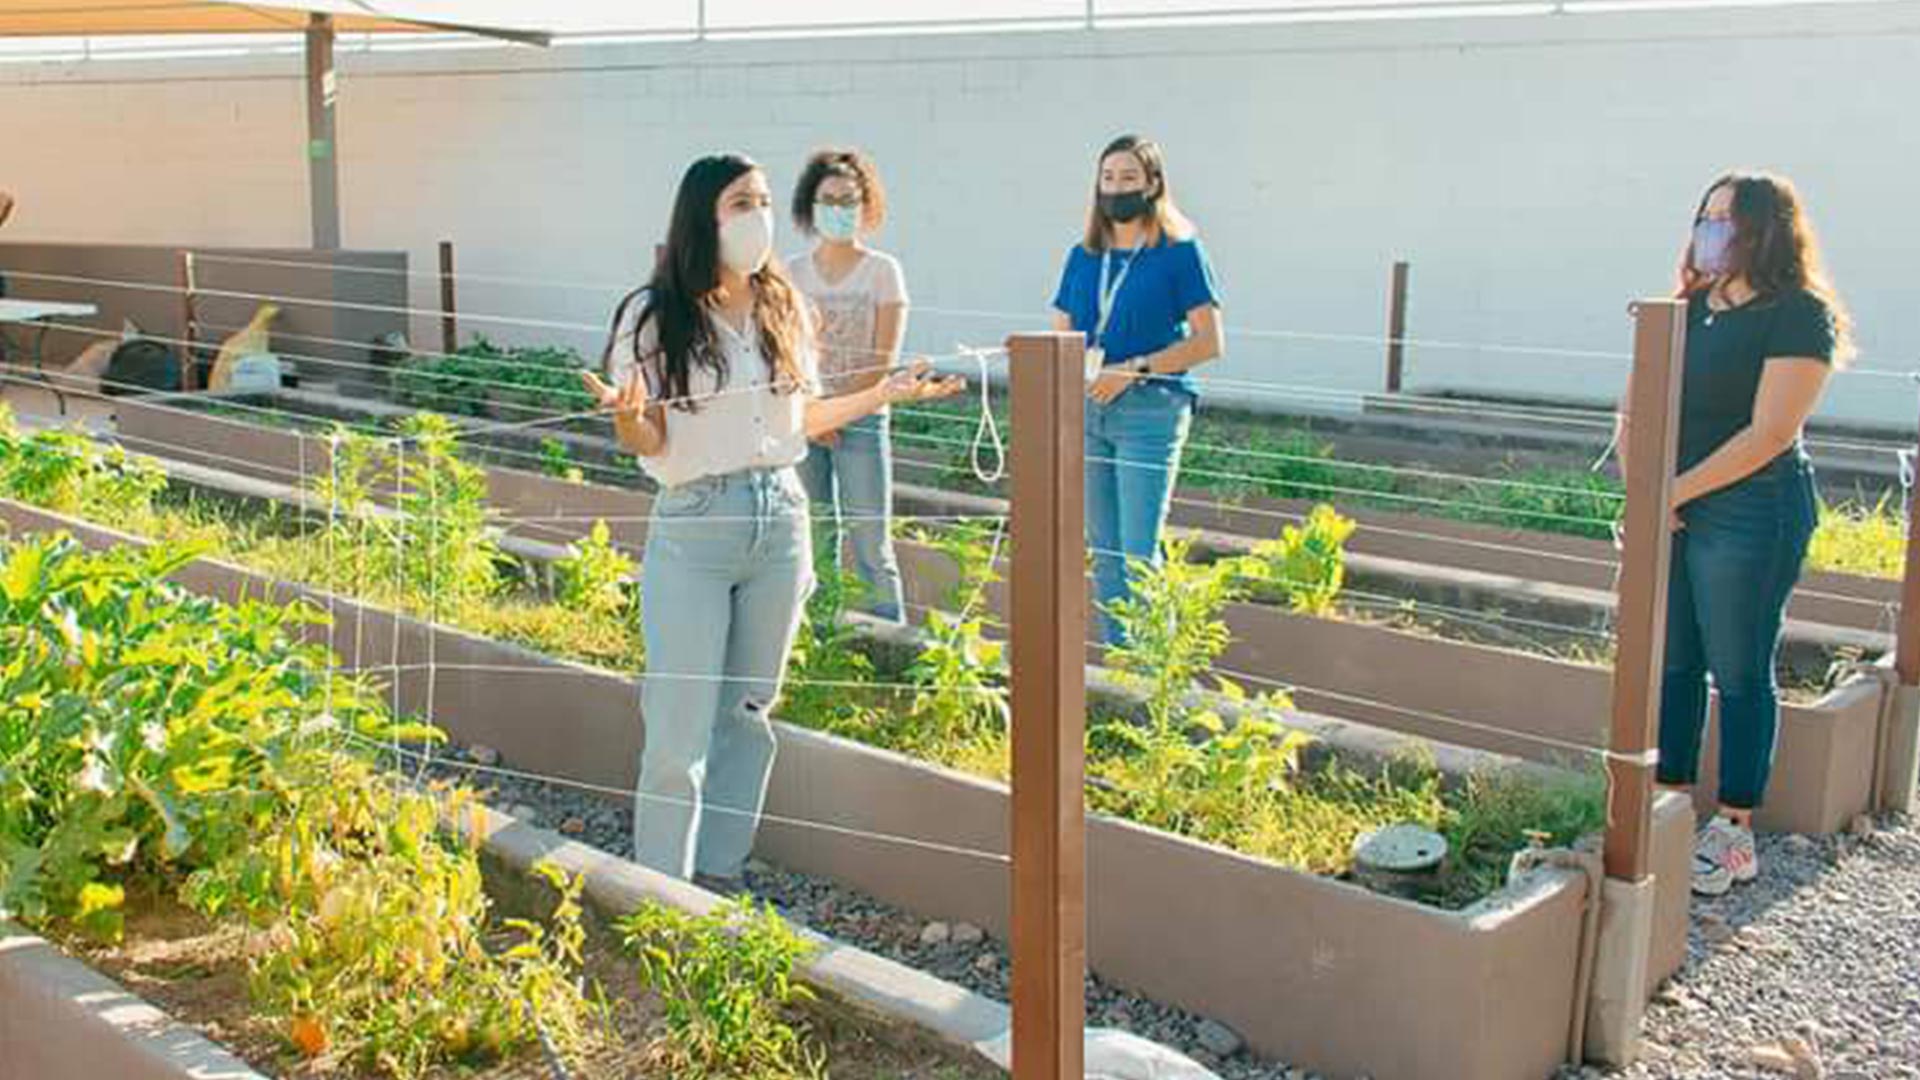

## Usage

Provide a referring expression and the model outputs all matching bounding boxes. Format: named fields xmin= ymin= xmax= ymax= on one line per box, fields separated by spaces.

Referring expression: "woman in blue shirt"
xmin=1052 ymin=134 xmax=1225 ymax=645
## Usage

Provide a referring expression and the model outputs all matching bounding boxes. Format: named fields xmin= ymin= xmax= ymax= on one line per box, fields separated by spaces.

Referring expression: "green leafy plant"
xmin=1183 ymin=424 xmax=1404 ymax=504
xmin=1451 ymin=466 xmax=1621 ymax=539
xmin=394 ymin=336 xmax=594 ymax=421
xmin=555 ymin=519 xmax=637 ymax=621
xmin=1095 ymin=538 xmax=1311 ymax=846
xmin=0 ymin=535 xmax=402 ymax=937
xmin=392 ymin=413 xmax=502 ymax=605
xmin=0 ymin=406 xmax=164 ymax=522
xmin=539 ymin=437 xmax=586 ymax=483
xmin=1442 ymin=764 xmax=1608 ymax=901
xmin=1104 ymin=537 xmax=1250 ymax=736
xmin=1808 ymin=494 xmax=1905 ymax=579
xmin=1242 ymin=503 xmax=1356 ymax=616
xmin=617 ymin=898 xmax=822 ymax=1080
xmin=898 ymin=522 xmax=1009 ymax=754
xmin=783 ymin=562 xmax=883 ymax=736
xmin=296 ymin=416 xmax=503 ymax=607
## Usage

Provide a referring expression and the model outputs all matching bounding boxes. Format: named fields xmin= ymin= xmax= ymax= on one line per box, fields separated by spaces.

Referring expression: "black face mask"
xmin=1099 ymin=190 xmax=1152 ymax=224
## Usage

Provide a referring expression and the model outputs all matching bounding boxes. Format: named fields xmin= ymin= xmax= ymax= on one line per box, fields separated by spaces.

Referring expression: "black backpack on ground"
xmin=103 ymin=339 xmax=181 ymax=397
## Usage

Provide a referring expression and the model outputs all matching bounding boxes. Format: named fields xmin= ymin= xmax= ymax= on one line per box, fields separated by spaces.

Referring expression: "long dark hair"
xmin=1680 ymin=171 xmax=1855 ymax=361
xmin=1081 ymin=134 xmax=1195 ymax=253
xmin=605 ymin=154 xmax=808 ymax=411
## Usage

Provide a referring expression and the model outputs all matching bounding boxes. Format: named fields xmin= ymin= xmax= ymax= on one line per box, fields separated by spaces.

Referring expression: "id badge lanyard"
xmin=1088 ymin=245 xmax=1141 ymax=382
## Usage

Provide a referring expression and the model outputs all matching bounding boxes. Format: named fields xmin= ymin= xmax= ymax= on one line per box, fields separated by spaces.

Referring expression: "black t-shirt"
xmin=1678 ymin=287 xmax=1837 ymax=471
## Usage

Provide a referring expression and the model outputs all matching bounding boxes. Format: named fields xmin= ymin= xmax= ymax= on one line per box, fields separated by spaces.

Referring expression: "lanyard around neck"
xmin=1095 ymin=245 xmax=1143 ymax=346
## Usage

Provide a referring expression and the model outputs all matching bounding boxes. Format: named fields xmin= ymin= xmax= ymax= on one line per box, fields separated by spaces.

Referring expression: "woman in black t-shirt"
xmin=1618 ymin=173 xmax=1853 ymax=897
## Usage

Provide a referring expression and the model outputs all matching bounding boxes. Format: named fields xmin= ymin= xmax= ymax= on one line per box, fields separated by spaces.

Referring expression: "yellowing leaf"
xmin=76 ymin=881 xmax=124 ymax=918
xmin=171 ymin=756 xmax=235 ymax=796
xmin=0 ymin=545 xmax=45 ymax=604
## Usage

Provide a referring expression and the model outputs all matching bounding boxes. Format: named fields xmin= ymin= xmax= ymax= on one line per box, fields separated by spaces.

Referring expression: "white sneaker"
xmin=1692 ymin=816 xmax=1758 ymax=897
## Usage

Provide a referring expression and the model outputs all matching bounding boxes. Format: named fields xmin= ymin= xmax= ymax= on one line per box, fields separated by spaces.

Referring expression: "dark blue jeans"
xmin=1656 ymin=452 xmax=1818 ymax=811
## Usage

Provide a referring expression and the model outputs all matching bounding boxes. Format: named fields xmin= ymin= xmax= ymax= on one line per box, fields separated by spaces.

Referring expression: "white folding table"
xmin=0 ymin=298 xmax=102 ymax=415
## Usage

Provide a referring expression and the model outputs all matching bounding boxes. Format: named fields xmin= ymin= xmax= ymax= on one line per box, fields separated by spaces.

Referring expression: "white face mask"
xmin=718 ymin=208 xmax=774 ymax=275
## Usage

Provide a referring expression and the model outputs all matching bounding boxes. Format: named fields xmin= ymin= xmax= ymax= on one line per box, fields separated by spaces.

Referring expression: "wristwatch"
xmin=1127 ymin=357 xmax=1154 ymax=376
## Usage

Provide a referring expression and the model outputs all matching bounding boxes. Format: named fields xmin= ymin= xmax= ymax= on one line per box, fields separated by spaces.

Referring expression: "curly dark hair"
xmin=791 ymin=147 xmax=888 ymax=236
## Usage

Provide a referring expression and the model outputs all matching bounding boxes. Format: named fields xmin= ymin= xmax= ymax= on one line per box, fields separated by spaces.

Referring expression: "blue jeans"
xmin=636 ymin=466 xmax=813 ymax=879
xmin=1656 ymin=452 xmax=1818 ymax=811
xmin=1086 ymin=382 xmax=1194 ymax=645
xmin=797 ymin=412 xmax=905 ymax=622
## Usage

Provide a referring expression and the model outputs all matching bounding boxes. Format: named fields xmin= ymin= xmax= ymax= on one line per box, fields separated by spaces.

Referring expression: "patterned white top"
xmin=784 ymin=247 xmax=909 ymax=398
xmin=607 ymin=293 xmax=819 ymax=490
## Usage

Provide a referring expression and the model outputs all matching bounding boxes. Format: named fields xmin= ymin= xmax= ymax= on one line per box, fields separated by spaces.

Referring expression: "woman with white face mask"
xmin=1616 ymin=172 xmax=1850 ymax=897
xmin=786 ymin=148 xmax=911 ymax=622
xmin=1051 ymin=134 xmax=1225 ymax=646
xmin=583 ymin=154 xmax=962 ymax=887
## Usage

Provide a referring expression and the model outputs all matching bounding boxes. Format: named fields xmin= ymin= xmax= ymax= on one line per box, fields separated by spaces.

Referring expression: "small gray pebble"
xmin=1195 ymin=1018 xmax=1244 ymax=1058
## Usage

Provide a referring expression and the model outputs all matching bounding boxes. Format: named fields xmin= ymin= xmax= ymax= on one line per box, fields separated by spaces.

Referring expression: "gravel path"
xmin=426 ymin=745 xmax=1920 ymax=1080
xmin=1563 ymin=815 xmax=1920 ymax=1080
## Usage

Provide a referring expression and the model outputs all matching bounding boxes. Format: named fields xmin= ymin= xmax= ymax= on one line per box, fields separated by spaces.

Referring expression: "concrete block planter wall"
xmin=0 ymin=497 xmax=1695 ymax=1080
xmin=0 ymin=921 xmax=271 ymax=1080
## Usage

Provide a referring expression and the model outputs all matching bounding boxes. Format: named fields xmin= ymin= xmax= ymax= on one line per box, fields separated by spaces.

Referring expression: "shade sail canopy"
xmin=0 ymin=1 xmax=551 ymax=43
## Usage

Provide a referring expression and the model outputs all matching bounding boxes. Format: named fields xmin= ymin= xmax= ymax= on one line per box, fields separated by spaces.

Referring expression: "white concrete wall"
xmin=3 ymin=4 xmax=1916 ymax=424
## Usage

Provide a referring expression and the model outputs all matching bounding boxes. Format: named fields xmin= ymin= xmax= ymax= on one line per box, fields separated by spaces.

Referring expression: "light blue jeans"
xmin=1086 ymin=381 xmax=1195 ymax=646
xmin=797 ymin=412 xmax=905 ymax=622
xmin=636 ymin=466 xmax=813 ymax=880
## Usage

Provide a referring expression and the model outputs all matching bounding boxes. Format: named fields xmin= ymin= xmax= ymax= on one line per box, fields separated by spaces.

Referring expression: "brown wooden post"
xmin=1384 ymin=260 xmax=1410 ymax=394
xmin=1896 ymin=406 xmax=1920 ymax=683
xmin=1007 ymin=331 xmax=1088 ymax=1080
xmin=1882 ymin=400 xmax=1920 ymax=813
xmin=438 ymin=240 xmax=458 ymax=356
xmin=305 ymin=13 xmax=341 ymax=250
xmin=176 ymin=250 xmax=199 ymax=393
xmin=1603 ymin=299 xmax=1687 ymax=882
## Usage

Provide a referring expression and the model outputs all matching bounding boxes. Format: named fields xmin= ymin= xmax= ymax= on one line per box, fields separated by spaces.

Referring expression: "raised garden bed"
xmin=893 ymin=392 xmax=1910 ymax=519
xmin=116 ymin=391 xmax=1878 ymax=695
xmin=105 ymin=391 xmax=1896 ymax=837
xmin=0 ymin=524 xmax=1010 ymax=1080
xmin=0 ymin=495 xmax=1694 ymax=1080
xmin=44 ymin=858 xmax=999 ymax=1080
xmin=892 ymin=539 xmax=1889 ymax=838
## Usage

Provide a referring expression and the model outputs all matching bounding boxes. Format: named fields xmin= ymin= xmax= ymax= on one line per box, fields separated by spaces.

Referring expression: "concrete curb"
xmin=0 ymin=920 xmax=269 ymax=1080
xmin=458 ymin=802 xmax=1014 ymax=1056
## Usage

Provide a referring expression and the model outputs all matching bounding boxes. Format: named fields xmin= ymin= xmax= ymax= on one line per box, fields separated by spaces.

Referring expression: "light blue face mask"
xmin=1693 ymin=218 xmax=1736 ymax=276
xmin=814 ymin=202 xmax=862 ymax=242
